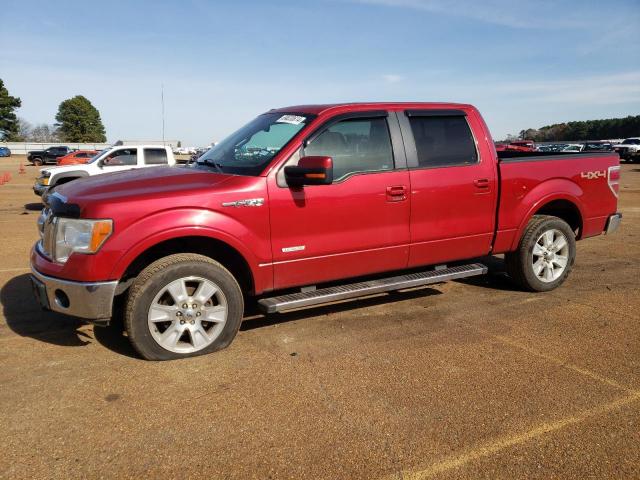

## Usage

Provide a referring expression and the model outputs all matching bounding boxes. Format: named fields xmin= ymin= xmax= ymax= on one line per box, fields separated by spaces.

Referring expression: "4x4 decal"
xmin=581 ymin=170 xmax=606 ymax=180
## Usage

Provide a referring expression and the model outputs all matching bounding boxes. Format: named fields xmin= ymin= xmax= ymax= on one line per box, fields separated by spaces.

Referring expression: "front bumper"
xmin=30 ymin=266 xmax=118 ymax=321
xmin=605 ymin=213 xmax=622 ymax=235
xmin=33 ymin=182 xmax=48 ymax=197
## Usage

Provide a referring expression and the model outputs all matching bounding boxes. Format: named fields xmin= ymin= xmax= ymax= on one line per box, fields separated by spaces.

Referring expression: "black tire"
xmin=32 ymin=158 xmax=43 ymax=166
xmin=124 ymin=253 xmax=244 ymax=360
xmin=505 ymin=215 xmax=576 ymax=292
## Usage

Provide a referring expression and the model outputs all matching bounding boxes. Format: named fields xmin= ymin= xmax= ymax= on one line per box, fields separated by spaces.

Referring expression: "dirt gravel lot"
xmin=0 ymin=155 xmax=638 ymax=479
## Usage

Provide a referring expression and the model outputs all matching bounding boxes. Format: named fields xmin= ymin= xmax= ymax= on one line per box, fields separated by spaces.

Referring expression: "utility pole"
xmin=161 ymin=83 xmax=165 ymax=146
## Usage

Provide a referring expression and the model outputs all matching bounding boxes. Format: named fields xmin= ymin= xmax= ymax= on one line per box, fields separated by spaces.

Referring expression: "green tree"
xmin=55 ymin=95 xmax=106 ymax=142
xmin=0 ymin=78 xmax=22 ymax=140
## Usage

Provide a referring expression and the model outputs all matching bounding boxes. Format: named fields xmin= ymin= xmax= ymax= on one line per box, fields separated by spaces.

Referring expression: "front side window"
xmin=144 ymin=148 xmax=168 ymax=165
xmin=102 ymin=148 xmax=137 ymax=166
xmin=408 ymin=115 xmax=478 ymax=168
xmin=195 ymin=113 xmax=313 ymax=176
xmin=303 ymin=117 xmax=394 ymax=181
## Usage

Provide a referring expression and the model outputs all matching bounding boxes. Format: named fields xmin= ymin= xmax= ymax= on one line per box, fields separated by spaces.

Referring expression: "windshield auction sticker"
xmin=276 ymin=115 xmax=306 ymax=125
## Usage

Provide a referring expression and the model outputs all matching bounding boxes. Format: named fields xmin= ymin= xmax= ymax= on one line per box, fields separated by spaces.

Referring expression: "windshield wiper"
xmin=200 ymin=159 xmax=224 ymax=174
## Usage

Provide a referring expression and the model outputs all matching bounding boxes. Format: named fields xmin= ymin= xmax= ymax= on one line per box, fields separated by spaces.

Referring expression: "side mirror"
xmin=284 ymin=156 xmax=333 ymax=187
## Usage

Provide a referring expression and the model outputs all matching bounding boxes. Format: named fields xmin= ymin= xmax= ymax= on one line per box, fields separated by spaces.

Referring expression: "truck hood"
xmin=55 ymin=166 xmax=234 ymax=206
xmin=40 ymin=164 xmax=88 ymax=176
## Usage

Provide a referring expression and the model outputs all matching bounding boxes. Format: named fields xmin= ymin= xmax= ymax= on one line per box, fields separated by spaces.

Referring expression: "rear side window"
xmin=304 ymin=117 xmax=394 ymax=181
xmin=408 ymin=115 xmax=478 ymax=168
xmin=144 ymin=148 xmax=168 ymax=165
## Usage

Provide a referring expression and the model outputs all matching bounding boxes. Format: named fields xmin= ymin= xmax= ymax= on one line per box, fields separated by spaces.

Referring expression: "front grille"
xmin=38 ymin=208 xmax=55 ymax=259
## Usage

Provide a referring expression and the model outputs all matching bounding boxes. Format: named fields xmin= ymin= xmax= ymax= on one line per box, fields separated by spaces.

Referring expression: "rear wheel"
xmin=124 ymin=253 xmax=244 ymax=360
xmin=505 ymin=215 xmax=576 ymax=292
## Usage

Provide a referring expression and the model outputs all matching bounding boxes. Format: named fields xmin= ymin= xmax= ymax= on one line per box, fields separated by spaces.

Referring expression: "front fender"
xmin=106 ymin=208 xmax=272 ymax=292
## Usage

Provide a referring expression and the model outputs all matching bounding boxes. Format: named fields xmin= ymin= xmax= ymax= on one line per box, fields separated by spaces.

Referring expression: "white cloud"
xmin=493 ymin=71 xmax=640 ymax=104
xmin=350 ymin=0 xmax=594 ymax=29
xmin=382 ymin=74 xmax=404 ymax=83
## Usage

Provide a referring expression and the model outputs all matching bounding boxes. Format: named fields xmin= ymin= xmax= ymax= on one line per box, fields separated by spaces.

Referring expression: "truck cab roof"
xmin=270 ymin=102 xmax=474 ymax=116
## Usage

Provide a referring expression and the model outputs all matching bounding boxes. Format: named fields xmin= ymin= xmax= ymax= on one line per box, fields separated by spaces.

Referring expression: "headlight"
xmin=54 ymin=218 xmax=113 ymax=263
xmin=39 ymin=171 xmax=51 ymax=185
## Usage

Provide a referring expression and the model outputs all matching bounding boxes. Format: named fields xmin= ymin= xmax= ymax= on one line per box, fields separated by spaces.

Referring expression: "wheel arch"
xmin=51 ymin=171 xmax=89 ymax=187
xmin=511 ymin=190 xmax=585 ymax=251
xmin=534 ymin=199 xmax=583 ymax=235
xmin=116 ymin=235 xmax=256 ymax=296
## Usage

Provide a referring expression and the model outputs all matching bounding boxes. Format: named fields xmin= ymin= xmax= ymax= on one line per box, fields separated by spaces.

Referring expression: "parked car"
xmin=173 ymin=147 xmax=197 ymax=155
xmin=57 ymin=150 xmax=100 ymax=166
xmin=536 ymin=144 xmax=567 ymax=152
xmin=188 ymin=148 xmax=209 ymax=163
xmin=562 ymin=144 xmax=584 ymax=153
xmin=583 ymin=142 xmax=613 ymax=152
xmin=27 ymin=146 xmax=74 ymax=166
xmin=33 ymin=145 xmax=176 ymax=197
xmin=613 ymin=138 xmax=640 ymax=162
xmin=0 ymin=146 xmax=11 ymax=157
xmin=495 ymin=140 xmax=535 ymax=152
xmin=30 ymin=102 xmax=621 ymax=360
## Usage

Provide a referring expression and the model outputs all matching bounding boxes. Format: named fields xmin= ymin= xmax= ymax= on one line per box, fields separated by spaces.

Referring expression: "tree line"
xmin=510 ymin=115 xmax=640 ymax=142
xmin=0 ymin=78 xmax=106 ymax=143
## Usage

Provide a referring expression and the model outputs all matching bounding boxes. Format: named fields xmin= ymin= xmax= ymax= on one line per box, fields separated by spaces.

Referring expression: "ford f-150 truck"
xmin=27 ymin=146 xmax=74 ymax=166
xmin=30 ymin=103 xmax=622 ymax=360
xmin=33 ymin=145 xmax=176 ymax=198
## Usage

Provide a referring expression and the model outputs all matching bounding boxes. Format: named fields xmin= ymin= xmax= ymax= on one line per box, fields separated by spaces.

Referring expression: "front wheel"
xmin=505 ymin=215 xmax=576 ymax=292
xmin=32 ymin=158 xmax=43 ymax=166
xmin=125 ymin=253 xmax=244 ymax=360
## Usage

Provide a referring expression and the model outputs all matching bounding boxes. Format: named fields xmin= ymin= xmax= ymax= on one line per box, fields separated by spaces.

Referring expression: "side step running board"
xmin=258 ymin=263 xmax=488 ymax=314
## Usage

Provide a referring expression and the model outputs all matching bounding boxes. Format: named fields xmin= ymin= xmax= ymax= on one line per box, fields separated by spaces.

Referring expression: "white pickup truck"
xmin=613 ymin=138 xmax=640 ymax=162
xmin=33 ymin=145 xmax=177 ymax=197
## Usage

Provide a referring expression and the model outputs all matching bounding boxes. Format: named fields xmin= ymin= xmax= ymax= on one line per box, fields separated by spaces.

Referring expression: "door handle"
xmin=474 ymin=178 xmax=490 ymax=188
xmin=386 ymin=185 xmax=407 ymax=202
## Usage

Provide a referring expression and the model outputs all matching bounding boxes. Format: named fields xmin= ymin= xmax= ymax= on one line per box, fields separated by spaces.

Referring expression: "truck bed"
xmin=493 ymin=150 xmax=620 ymax=253
xmin=497 ymin=150 xmax=614 ymax=162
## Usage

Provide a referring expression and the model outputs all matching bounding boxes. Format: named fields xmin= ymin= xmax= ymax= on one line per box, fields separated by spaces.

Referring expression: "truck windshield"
xmin=194 ymin=113 xmax=313 ymax=176
xmin=88 ymin=149 xmax=108 ymax=163
xmin=622 ymin=139 xmax=640 ymax=145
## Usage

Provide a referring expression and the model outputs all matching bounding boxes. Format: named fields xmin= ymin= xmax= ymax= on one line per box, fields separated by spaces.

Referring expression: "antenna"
xmin=161 ymin=83 xmax=165 ymax=146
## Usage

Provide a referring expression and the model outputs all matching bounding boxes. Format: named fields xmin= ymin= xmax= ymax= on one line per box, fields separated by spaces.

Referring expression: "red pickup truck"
xmin=30 ymin=103 xmax=622 ymax=360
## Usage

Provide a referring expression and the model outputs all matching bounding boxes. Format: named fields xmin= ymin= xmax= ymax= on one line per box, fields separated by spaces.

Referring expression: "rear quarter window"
xmin=144 ymin=148 xmax=169 ymax=165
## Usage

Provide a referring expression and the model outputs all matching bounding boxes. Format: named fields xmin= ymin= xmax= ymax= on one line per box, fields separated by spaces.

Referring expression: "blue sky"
xmin=2 ymin=0 xmax=639 ymax=144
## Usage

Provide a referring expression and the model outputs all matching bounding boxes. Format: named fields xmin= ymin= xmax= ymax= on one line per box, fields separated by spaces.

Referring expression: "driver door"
xmin=100 ymin=147 xmax=139 ymax=172
xmin=267 ymin=112 xmax=410 ymax=289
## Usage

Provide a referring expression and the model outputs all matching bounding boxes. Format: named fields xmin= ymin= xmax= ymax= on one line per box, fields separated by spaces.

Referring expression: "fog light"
xmin=54 ymin=289 xmax=70 ymax=308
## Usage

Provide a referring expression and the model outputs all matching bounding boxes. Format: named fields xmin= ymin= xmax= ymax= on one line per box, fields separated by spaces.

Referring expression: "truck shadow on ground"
xmin=1 ymin=274 xmax=91 ymax=347
xmin=240 ymin=287 xmax=443 ymax=331
xmin=1 ymin=257 xmax=517 ymax=358
xmin=455 ymin=255 xmax=522 ymax=292
xmin=24 ymin=202 xmax=43 ymax=211
xmin=1 ymin=273 xmax=138 ymax=358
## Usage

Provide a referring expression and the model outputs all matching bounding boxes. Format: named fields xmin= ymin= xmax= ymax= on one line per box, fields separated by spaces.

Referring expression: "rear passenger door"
xmin=398 ymin=109 xmax=497 ymax=267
